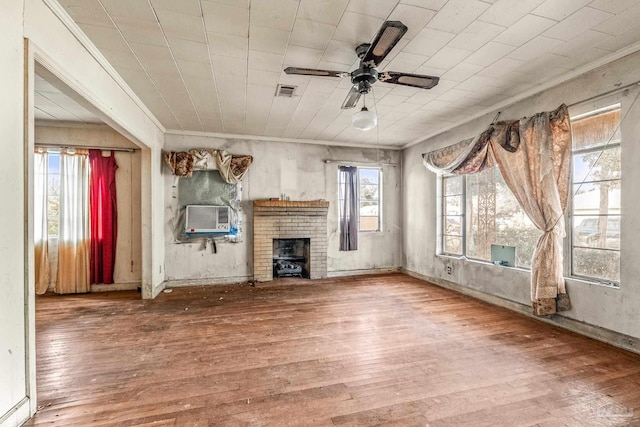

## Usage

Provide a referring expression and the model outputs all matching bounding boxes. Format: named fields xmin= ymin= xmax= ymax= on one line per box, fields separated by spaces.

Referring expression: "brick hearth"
xmin=253 ymin=200 xmax=329 ymax=282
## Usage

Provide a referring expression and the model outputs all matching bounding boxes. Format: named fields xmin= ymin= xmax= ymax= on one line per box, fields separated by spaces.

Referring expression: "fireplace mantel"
xmin=253 ymin=200 xmax=329 ymax=281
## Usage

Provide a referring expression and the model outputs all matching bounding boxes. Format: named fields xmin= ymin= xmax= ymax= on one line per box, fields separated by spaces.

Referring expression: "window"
xmin=339 ymin=167 xmax=382 ymax=232
xmin=441 ymin=171 xmax=540 ymax=267
xmin=47 ymin=152 xmax=61 ymax=237
xmin=438 ymin=103 xmax=622 ymax=284
xmin=570 ymin=105 xmax=621 ymax=284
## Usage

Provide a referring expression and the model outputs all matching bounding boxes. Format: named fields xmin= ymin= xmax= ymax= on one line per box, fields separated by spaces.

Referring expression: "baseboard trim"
xmin=165 ymin=276 xmax=251 ymax=288
xmin=0 ymin=397 xmax=31 ymax=427
xmin=90 ymin=282 xmax=140 ymax=292
xmin=328 ymin=267 xmax=401 ymax=278
xmin=402 ymin=268 xmax=640 ymax=356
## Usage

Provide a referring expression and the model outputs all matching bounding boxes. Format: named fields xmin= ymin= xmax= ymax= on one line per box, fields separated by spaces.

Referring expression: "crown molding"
xmin=402 ymin=41 xmax=640 ymax=150
xmin=41 ymin=0 xmax=165 ymax=134
xmin=165 ymin=129 xmax=403 ymax=151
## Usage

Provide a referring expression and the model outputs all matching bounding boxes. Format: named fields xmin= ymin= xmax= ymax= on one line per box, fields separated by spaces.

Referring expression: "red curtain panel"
xmin=89 ymin=150 xmax=118 ymax=284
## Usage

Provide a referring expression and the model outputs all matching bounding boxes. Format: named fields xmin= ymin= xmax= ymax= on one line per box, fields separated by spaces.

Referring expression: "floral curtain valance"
xmin=163 ymin=149 xmax=253 ymax=183
xmin=423 ymin=104 xmax=572 ymax=317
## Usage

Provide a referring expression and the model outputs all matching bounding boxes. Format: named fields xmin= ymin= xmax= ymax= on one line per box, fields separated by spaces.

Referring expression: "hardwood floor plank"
xmin=24 ymin=273 xmax=640 ymax=426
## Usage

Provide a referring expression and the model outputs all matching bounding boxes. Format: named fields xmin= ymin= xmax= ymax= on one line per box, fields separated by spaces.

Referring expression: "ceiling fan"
xmin=284 ymin=21 xmax=440 ymax=109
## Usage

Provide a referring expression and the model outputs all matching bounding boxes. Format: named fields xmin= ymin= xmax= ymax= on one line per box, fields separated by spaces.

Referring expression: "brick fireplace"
xmin=253 ymin=200 xmax=329 ymax=282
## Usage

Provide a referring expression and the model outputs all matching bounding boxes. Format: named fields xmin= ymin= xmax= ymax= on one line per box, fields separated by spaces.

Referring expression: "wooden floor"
xmin=26 ymin=273 xmax=640 ymax=427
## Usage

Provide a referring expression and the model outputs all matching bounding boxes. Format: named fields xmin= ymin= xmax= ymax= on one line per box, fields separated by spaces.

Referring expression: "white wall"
xmin=163 ymin=135 xmax=402 ymax=284
xmin=35 ymin=125 xmax=143 ymax=288
xmin=403 ymin=50 xmax=640 ymax=341
xmin=0 ymin=0 xmax=30 ymax=424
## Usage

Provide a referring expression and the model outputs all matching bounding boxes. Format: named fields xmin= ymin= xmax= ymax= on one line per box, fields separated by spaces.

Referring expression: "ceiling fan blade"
xmin=378 ymin=71 xmax=439 ymax=89
xmin=341 ymin=86 xmax=361 ymax=109
xmin=284 ymin=67 xmax=349 ymax=78
xmin=361 ymin=21 xmax=408 ymax=67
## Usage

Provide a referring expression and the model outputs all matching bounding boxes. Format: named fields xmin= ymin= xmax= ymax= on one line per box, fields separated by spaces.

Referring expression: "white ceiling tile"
xmin=167 ymin=38 xmax=210 ymax=63
xmin=387 ymin=52 xmax=429 ymax=72
xmin=129 ymin=42 xmax=175 ymax=70
xmin=531 ymin=0 xmax=591 ymax=20
xmin=306 ymin=78 xmax=341 ymax=93
xmin=321 ymin=40 xmax=360 ymax=66
xmin=595 ymin=25 xmax=640 ymax=51
xmin=493 ymin=14 xmax=557 ymax=47
xmin=58 ymin=0 xmax=114 ymax=27
xmin=587 ymin=0 xmax=639 ymax=14
xmin=552 ymin=30 xmax=615 ymax=57
xmin=114 ymin=18 xmax=166 ymax=47
xmin=202 ymin=2 xmax=249 ymax=37
xmin=298 ymin=0 xmax=349 ymax=25
xmin=422 ymin=46 xmax=472 ymax=70
xmin=250 ymin=0 xmax=299 ymax=31
xmin=479 ymin=0 xmax=546 ymax=27
xmin=155 ymin=9 xmax=207 ymax=43
xmin=346 ymin=0 xmax=398 ymax=19
xmin=464 ymin=41 xmax=515 ymax=66
xmin=478 ymin=57 xmax=527 ymax=78
xmin=284 ymin=45 xmax=324 ymax=69
xmin=150 ymin=0 xmax=202 ymax=16
xmin=436 ymin=88 xmax=473 ymax=102
xmin=414 ymin=64 xmax=447 ymax=77
xmin=213 ymin=55 xmax=248 ymax=76
xmin=593 ymin=3 xmax=640 ymax=36
xmin=247 ymin=69 xmax=280 ymax=87
xmin=387 ymin=4 xmax=437 ymax=39
xmin=455 ymin=74 xmax=507 ymax=91
xmin=333 ymin=12 xmax=383 ymax=45
xmin=542 ymin=7 xmax=613 ymax=41
xmin=404 ymin=28 xmax=455 ymax=56
xmin=447 ymin=21 xmax=506 ymax=51
xmin=377 ymin=94 xmax=409 ymax=106
xmin=427 ymin=0 xmax=490 ymax=33
xmin=399 ymin=0 xmax=447 ymax=11
xmin=290 ymin=20 xmax=336 ymax=50
xmin=100 ymin=0 xmax=157 ymax=21
xmin=79 ymin=24 xmax=130 ymax=52
xmin=249 ymin=25 xmax=290 ymax=54
xmin=507 ymin=36 xmax=564 ymax=61
xmin=405 ymin=90 xmax=438 ymax=104
xmin=207 ymin=32 xmax=248 ymax=58
xmin=176 ymin=60 xmax=213 ymax=80
xmin=248 ymin=50 xmax=285 ymax=72
xmin=441 ymin=62 xmax=485 ymax=82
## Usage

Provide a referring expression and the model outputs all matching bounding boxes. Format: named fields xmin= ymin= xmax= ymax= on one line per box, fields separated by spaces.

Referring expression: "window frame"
xmin=567 ymin=104 xmax=621 ymax=286
xmin=338 ymin=166 xmax=383 ymax=234
xmin=441 ymin=175 xmax=465 ymax=256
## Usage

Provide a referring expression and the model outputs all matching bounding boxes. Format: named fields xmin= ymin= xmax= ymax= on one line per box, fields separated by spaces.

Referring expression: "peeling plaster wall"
xmin=164 ymin=135 xmax=402 ymax=283
xmin=403 ymin=51 xmax=640 ymax=340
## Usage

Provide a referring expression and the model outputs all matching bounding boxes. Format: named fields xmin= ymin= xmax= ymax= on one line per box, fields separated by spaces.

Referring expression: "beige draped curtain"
xmin=163 ymin=149 xmax=253 ymax=183
xmin=56 ymin=149 xmax=91 ymax=294
xmin=34 ymin=150 xmax=50 ymax=295
xmin=423 ymin=104 xmax=572 ymax=316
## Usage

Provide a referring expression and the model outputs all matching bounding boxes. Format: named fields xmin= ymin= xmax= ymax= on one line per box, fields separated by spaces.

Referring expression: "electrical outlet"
xmin=446 ymin=265 xmax=452 ymax=275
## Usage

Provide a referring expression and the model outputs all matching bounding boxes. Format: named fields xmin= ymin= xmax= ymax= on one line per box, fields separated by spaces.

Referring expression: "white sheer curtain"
xmin=34 ymin=150 xmax=50 ymax=295
xmin=56 ymin=149 xmax=91 ymax=294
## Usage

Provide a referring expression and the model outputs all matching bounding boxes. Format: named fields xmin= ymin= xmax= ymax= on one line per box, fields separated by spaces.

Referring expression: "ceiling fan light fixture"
xmin=352 ymin=106 xmax=377 ymax=131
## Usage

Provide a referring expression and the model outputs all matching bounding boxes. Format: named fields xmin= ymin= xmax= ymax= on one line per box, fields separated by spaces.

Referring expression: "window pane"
xmin=47 ymin=219 xmax=58 ymax=236
xmin=360 ymin=201 xmax=378 ymax=216
xmin=573 ymin=216 xmax=620 ymax=250
xmin=573 ymin=182 xmax=620 ymax=214
xmin=360 ymin=184 xmax=379 ymax=200
xmin=572 ymin=148 xmax=621 ymax=182
xmin=444 ymin=176 xmax=462 ymax=196
xmin=359 ymin=168 xmax=379 ymax=184
xmin=466 ymin=168 xmax=541 ymax=267
xmin=573 ymin=247 xmax=620 ymax=282
xmin=572 ymin=107 xmax=620 ymax=150
xmin=444 ymin=195 xmax=462 ymax=215
xmin=360 ymin=216 xmax=379 ymax=231
xmin=444 ymin=236 xmax=462 ymax=255
xmin=444 ymin=215 xmax=462 ymax=235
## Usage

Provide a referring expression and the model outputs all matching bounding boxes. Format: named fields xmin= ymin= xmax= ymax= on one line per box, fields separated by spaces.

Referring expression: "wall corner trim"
xmin=401 ymin=268 xmax=640 ymax=356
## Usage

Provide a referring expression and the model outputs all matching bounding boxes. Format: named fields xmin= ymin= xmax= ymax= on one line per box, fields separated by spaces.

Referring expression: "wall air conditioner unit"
xmin=185 ymin=205 xmax=231 ymax=234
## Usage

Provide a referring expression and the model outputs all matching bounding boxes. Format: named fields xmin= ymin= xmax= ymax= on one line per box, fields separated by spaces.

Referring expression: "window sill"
xmin=436 ymin=254 xmax=619 ymax=288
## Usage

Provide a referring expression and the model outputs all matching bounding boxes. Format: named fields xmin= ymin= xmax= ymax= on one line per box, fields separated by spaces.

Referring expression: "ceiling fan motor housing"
xmin=351 ymin=66 xmax=378 ymax=94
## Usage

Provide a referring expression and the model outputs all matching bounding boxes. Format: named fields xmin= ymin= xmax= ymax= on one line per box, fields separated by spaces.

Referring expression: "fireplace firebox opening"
xmin=273 ymin=238 xmax=310 ymax=279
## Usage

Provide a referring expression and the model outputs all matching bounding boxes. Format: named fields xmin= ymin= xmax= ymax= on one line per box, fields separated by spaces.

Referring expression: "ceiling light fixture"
xmin=352 ymin=94 xmax=377 ymax=131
